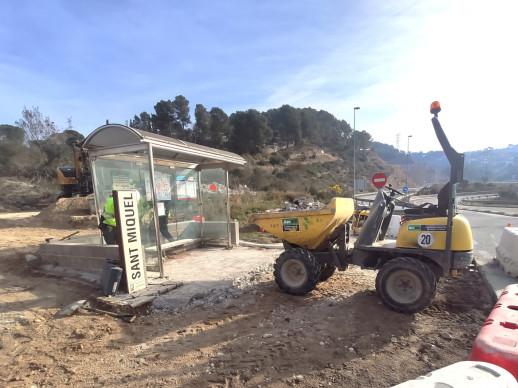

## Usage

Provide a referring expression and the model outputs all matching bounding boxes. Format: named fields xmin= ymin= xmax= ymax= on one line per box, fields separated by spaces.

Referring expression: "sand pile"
xmin=35 ymin=197 xmax=97 ymax=229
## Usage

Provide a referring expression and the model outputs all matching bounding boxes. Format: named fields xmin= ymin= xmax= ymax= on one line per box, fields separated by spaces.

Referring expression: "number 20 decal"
xmin=418 ymin=232 xmax=434 ymax=248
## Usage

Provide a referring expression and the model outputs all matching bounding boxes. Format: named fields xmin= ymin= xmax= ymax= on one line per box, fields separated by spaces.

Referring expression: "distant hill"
xmin=230 ymin=143 xmax=409 ymax=203
xmin=373 ymin=142 xmax=518 ymax=185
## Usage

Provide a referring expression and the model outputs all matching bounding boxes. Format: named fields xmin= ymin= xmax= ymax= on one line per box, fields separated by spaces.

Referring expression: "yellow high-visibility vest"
xmin=102 ymin=197 xmax=116 ymax=226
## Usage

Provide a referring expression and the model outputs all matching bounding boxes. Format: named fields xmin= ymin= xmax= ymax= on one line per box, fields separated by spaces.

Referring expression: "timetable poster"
xmin=176 ymin=176 xmax=197 ymax=200
xmin=112 ymin=171 xmax=131 ymax=190
xmin=145 ymin=172 xmax=172 ymax=201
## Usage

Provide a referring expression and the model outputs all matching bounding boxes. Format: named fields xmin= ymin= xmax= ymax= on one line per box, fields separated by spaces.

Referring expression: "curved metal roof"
xmin=82 ymin=124 xmax=246 ymax=169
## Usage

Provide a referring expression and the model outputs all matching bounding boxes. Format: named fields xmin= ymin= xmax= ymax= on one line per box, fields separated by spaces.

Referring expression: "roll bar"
xmin=430 ymin=101 xmax=464 ymax=183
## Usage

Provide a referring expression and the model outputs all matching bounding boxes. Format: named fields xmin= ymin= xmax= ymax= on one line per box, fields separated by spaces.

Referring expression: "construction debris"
xmin=264 ymin=197 xmax=325 ymax=213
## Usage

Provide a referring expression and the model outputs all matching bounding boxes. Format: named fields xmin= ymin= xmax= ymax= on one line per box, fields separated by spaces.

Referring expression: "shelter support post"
xmin=226 ymin=170 xmax=231 ymax=248
xmin=90 ymin=156 xmax=104 ymax=245
xmin=148 ymin=143 xmax=164 ymax=278
xmin=197 ymin=169 xmax=204 ymax=241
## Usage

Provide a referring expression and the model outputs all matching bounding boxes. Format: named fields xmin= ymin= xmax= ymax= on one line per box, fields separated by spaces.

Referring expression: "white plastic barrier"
xmin=386 ymin=215 xmax=401 ymax=239
xmin=496 ymin=227 xmax=518 ymax=277
xmin=392 ymin=361 xmax=518 ymax=387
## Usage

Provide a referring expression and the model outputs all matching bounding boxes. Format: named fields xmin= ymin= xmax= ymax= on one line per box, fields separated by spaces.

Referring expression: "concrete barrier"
xmin=496 ymin=227 xmax=518 ymax=277
xmin=392 ymin=361 xmax=518 ymax=387
xmin=39 ymin=221 xmax=240 ymax=275
xmin=40 ymin=234 xmax=119 ymax=275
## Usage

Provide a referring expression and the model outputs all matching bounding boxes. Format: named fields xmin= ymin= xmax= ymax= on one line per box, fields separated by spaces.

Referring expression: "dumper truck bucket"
xmin=250 ymin=197 xmax=354 ymax=250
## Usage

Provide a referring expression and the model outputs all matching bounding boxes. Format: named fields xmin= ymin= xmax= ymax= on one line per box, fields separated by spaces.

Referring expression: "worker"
xmin=98 ymin=196 xmax=117 ymax=244
xmin=145 ymin=199 xmax=175 ymax=243
xmin=159 ymin=200 xmax=175 ymax=242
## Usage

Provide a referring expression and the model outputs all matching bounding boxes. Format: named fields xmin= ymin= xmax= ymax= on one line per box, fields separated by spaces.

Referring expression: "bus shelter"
xmin=82 ymin=124 xmax=246 ymax=278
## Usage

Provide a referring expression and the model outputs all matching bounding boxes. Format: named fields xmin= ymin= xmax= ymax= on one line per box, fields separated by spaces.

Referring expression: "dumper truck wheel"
xmin=274 ymin=249 xmax=320 ymax=295
xmin=319 ymin=263 xmax=337 ymax=282
xmin=375 ymin=257 xmax=437 ymax=314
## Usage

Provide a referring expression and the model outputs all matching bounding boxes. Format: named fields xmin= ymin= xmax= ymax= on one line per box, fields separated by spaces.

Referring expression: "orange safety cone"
xmin=508 ymin=223 xmax=512 ymax=227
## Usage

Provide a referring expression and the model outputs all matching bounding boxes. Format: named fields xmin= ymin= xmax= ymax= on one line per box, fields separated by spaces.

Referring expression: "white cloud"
xmin=262 ymin=0 xmax=518 ymax=152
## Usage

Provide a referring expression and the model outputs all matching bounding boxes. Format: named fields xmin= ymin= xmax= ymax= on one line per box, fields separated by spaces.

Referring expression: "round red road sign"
xmin=372 ymin=173 xmax=387 ymax=188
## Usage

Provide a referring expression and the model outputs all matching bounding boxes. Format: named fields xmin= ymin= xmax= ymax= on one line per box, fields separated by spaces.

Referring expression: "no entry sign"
xmin=372 ymin=173 xmax=387 ymax=188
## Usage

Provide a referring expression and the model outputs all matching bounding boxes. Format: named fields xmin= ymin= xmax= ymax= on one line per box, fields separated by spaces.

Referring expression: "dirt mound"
xmin=0 ymin=201 xmax=20 ymax=213
xmin=34 ymin=197 xmax=97 ymax=229
xmin=0 ymin=176 xmax=57 ymax=209
xmin=41 ymin=196 xmax=90 ymax=214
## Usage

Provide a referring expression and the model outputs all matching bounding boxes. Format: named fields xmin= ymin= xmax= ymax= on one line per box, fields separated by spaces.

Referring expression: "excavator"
xmin=56 ymin=141 xmax=92 ymax=198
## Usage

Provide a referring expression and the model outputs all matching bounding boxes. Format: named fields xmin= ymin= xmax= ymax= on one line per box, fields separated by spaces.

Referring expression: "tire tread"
xmin=274 ymin=248 xmax=320 ymax=295
xmin=375 ymin=257 xmax=437 ymax=314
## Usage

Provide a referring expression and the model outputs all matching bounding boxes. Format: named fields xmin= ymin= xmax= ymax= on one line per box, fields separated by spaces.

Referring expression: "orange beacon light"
xmin=430 ymin=101 xmax=441 ymax=115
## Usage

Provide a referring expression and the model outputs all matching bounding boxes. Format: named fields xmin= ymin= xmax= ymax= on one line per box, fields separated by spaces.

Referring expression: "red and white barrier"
xmin=496 ymin=227 xmax=518 ymax=277
xmin=469 ymin=284 xmax=518 ymax=381
xmin=392 ymin=361 xmax=518 ymax=387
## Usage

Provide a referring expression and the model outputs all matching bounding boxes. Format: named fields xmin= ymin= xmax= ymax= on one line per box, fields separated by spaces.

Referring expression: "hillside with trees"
xmin=0 ymin=98 xmax=418 ymax=211
xmin=128 ymin=96 xmax=390 ymax=198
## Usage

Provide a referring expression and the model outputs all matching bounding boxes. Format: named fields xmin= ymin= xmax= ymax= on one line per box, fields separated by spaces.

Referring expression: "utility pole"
xmin=484 ymin=147 xmax=492 ymax=190
xmin=406 ymin=135 xmax=412 ymax=187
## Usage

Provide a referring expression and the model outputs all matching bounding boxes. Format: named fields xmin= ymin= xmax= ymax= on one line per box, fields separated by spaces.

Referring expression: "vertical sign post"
xmin=113 ymin=190 xmax=147 ymax=293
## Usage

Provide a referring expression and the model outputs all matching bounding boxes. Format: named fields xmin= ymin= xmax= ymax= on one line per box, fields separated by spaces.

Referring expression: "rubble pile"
xmin=230 ymin=184 xmax=257 ymax=196
xmin=266 ymin=197 xmax=325 ymax=213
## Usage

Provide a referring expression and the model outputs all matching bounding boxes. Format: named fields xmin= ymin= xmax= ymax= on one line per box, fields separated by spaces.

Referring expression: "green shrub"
xmin=278 ymin=148 xmax=292 ymax=159
xmin=269 ymin=153 xmax=285 ymax=165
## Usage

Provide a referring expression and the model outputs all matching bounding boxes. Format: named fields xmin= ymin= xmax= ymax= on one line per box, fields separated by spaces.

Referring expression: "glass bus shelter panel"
xmin=169 ymin=167 xmax=200 ymax=240
xmin=201 ymin=168 xmax=228 ymax=241
xmin=149 ymin=164 xmax=179 ymax=244
xmin=91 ymin=153 xmax=159 ymax=266
xmin=201 ymin=168 xmax=227 ymax=221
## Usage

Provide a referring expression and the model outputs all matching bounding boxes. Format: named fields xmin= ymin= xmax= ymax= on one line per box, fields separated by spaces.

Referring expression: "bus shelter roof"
xmin=82 ymin=124 xmax=246 ymax=170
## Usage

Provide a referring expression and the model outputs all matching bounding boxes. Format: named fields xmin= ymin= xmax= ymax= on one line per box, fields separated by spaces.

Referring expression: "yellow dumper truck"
xmin=251 ymin=102 xmax=474 ymax=314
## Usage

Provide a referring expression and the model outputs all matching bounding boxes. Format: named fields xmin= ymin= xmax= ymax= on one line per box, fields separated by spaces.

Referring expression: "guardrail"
xmin=460 ymin=194 xmax=499 ymax=200
xmin=461 ymin=198 xmax=518 ymax=208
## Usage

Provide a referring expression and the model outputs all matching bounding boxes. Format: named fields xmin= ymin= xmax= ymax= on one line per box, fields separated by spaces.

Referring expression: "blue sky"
xmin=1 ymin=0 xmax=517 ymax=152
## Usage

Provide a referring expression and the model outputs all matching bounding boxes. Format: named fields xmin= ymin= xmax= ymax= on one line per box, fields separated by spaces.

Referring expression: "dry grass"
xmin=0 ymin=176 xmax=59 ymax=209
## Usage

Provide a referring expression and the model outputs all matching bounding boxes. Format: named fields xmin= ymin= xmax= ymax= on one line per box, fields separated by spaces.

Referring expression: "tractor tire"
xmin=274 ymin=248 xmax=320 ymax=295
xmin=375 ymin=257 xmax=437 ymax=314
xmin=318 ymin=263 xmax=337 ymax=282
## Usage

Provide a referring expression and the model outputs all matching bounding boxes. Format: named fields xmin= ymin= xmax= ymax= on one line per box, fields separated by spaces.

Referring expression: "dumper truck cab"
xmin=352 ymin=101 xmax=473 ymax=313
xmin=352 ymin=182 xmax=473 ymax=313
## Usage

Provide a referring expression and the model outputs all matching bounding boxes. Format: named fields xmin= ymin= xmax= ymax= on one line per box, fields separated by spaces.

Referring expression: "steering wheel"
xmin=384 ymin=185 xmax=404 ymax=196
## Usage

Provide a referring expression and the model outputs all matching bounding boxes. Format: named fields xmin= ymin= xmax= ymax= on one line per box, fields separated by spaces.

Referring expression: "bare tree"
xmin=15 ymin=106 xmax=58 ymax=142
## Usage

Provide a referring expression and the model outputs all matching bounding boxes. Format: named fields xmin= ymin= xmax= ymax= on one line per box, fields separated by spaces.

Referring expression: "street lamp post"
xmin=353 ymin=107 xmax=360 ymax=202
xmin=406 ymin=135 xmax=412 ymax=187
xmin=483 ymin=147 xmax=492 ymax=190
